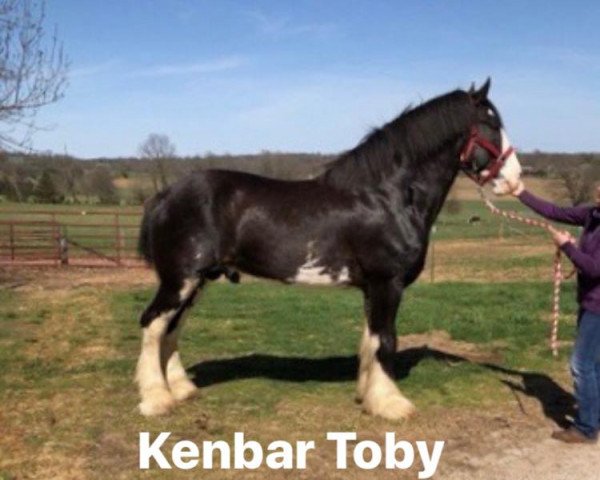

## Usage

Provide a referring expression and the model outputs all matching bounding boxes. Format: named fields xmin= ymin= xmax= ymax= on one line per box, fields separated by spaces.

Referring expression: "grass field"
xmin=0 ymin=271 xmax=580 ymax=479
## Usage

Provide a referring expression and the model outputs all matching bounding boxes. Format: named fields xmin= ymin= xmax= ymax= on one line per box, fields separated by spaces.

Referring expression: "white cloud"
xmin=70 ymin=59 xmax=121 ymax=78
xmin=127 ymin=56 xmax=248 ymax=78
xmin=246 ymin=10 xmax=337 ymax=38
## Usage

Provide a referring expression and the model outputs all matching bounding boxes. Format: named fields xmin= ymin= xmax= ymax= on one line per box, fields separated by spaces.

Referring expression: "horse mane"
xmin=319 ymin=89 xmax=476 ymax=189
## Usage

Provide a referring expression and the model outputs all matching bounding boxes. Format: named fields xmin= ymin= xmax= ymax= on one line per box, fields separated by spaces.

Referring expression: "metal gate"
xmin=0 ymin=209 xmax=144 ymax=267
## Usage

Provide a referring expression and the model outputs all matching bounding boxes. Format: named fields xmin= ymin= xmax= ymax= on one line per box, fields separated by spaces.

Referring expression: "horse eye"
xmin=472 ymin=149 xmax=489 ymax=170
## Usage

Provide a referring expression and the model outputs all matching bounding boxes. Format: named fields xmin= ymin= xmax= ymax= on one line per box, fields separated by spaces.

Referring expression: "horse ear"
xmin=471 ymin=78 xmax=491 ymax=103
xmin=468 ymin=82 xmax=475 ymax=94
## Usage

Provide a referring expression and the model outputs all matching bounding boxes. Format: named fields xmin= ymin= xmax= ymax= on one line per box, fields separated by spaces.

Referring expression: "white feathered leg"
xmin=136 ymin=311 xmax=176 ymax=416
xmin=162 ymin=318 xmax=197 ymax=402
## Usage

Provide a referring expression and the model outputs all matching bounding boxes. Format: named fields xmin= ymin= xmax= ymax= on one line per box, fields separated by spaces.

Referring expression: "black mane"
xmin=320 ymin=89 xmax=475 ymax=189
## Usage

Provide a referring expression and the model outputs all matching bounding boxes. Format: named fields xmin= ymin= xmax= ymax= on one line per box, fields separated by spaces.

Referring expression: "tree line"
xmin=0 ymin=146 xmax=597 ymax=206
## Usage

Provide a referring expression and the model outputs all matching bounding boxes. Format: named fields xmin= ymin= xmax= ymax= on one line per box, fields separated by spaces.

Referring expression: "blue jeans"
xmin=571 ymin=309 xmax=600 ymax=439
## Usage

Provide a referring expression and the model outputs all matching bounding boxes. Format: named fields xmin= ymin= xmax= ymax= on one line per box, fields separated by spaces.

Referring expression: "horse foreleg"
xmin=359 ymin=279 xmax=415 ymax=420
xmin=356 ymin=325 xmax=374 ymax=402
xmin=356 ymin=288 xmax=376 ymax=402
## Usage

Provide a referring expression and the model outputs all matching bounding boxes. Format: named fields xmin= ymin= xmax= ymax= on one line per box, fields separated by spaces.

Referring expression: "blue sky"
xmin=33 ymin=0 xmax=600 ymax=158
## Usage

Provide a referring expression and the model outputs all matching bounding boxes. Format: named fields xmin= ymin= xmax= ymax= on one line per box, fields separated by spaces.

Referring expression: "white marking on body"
xmin=338 ymin=266 xmax=350 ymax=283
xmin=358 ymin=327 xmax=415 ymax=420
xmin=492 ymin=129 xmax=522 ymax=195
xmin=291 ymin=262 xmax=351 ymax=285
xmin=290 ymin=243 xmax=351 ymax=285
xmin=136 ymin=311 xmax=176 ymax=416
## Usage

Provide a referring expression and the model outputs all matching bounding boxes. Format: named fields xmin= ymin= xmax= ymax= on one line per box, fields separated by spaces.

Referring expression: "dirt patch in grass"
xmin=19 ymin=288 xmax=118 ymax=366
xmin=0 ymin=265 xmax=155 ymax=291
xmin=397 ymin=330 xmax=505 ymax=364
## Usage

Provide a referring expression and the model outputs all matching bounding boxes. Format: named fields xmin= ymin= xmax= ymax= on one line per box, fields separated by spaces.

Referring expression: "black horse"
xmin=135 ymin=79 xmax=522 ymax=419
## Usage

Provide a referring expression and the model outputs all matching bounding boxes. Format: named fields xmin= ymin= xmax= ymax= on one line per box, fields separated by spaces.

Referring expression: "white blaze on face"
xmin=492 ymin=129 xmax=522 ymax=195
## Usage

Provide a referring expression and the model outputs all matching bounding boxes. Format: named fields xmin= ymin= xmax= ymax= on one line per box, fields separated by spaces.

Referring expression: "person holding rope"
xmin=510 ymin=181 xmax=600 ymax=444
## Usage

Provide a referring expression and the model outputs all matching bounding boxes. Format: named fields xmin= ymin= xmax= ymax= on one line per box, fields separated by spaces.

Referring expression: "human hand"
xmin=507 ymin=178 xmax=524 ymax=197
xmin=549 ymin=226 xmax=575 ymax=247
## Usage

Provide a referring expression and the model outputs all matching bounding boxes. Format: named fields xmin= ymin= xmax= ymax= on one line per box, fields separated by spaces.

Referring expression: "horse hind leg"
xmin=136 ymin=278 xmax=200 ymax=416
xmin=161 ymin=279 xmax=201 ymax=402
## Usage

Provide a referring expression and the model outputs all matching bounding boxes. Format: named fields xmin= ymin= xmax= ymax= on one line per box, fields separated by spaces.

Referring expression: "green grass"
xmin=112 ymin=280 xmax=578 ymax=415
xmin=0 ymin=278 xmax=579 ymax=478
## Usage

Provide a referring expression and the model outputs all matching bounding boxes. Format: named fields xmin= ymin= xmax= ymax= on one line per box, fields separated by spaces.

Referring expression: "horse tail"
xmin=138 ymin=189 xmax=168 ymax=264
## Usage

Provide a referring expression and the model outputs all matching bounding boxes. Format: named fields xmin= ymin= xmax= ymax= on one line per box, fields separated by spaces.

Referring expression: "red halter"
xmin=459 ymin=126 xmax=515 ymax=185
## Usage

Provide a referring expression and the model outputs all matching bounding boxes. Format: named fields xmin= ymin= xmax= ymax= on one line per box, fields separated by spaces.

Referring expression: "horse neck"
xmin=386 ymin=138 xmax=464 ymax=232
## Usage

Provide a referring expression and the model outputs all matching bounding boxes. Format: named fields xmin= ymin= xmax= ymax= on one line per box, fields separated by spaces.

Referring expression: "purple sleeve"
xmin=517 ymin=190 xmax=590 ymax=226
xmin=561 ymin=243 xmax=600 ymax=278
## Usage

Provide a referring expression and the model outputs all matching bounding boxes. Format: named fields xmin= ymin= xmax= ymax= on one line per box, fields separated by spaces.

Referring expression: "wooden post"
xmin=9 ymin=222 xmax=15 ymax=261
xmin=54 ymin=223 xmax=61 ymax=266
xmin=115 ymin=213 xmax=122 ymax=266
xmin=59 ymin=226 xmax=69 ymax=266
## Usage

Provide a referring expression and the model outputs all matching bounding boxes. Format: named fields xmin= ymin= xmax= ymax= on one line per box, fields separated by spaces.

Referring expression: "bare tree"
xmin=0 ymin=0 xmax=68 ymax=150
xmin=86 ymin=166 xmax=118 ymax=204
xmin=554 ymin=156 xmax=599 ymax=205
xmin=138 ymin=133 xmax=176 ymax=192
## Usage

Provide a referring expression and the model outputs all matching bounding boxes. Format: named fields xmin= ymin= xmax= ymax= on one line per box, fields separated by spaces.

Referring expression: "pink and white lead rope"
xmin=477 ymin=187 xmax=569 ymax=357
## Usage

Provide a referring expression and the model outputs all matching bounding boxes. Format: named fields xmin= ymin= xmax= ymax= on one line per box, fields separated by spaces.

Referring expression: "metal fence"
xmin=0 ymin=205 xmax=558 ymax=278
xmin=0 ymin=208 xmax=144 ymax=267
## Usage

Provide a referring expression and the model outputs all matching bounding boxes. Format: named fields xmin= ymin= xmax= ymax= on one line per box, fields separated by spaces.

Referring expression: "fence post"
xmin=115 ymin=213 xmax=122 ymax=266
xmin=9 ymin=222 xmax=15 ymax=261
xmin=59 ymin=226 xmax=69 ymax=266
xmin=53 ymin=223 xmax=61 ymax=266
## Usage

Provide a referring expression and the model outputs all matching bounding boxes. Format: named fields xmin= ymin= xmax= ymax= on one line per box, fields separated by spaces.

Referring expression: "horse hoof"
xmin=363 ymin=393 xmax=415 ymax=421
xmin=170 ymin=379 xmax=198 ymax=402
xmin=139 ymin=389 xmax=175 ymax=416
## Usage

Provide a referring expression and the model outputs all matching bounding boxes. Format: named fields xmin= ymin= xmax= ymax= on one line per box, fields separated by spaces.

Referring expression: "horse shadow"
xmin=188 ymin=347 xmax=575 ymax=428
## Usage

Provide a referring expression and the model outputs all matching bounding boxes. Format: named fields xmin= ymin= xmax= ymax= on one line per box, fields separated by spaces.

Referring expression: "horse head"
xmin=461 ymin=78 xmax=522 ymax=195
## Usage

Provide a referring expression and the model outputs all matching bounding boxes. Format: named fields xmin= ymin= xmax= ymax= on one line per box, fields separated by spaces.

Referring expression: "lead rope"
xmin=477 ymin=187 xmax=572 ymax=358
